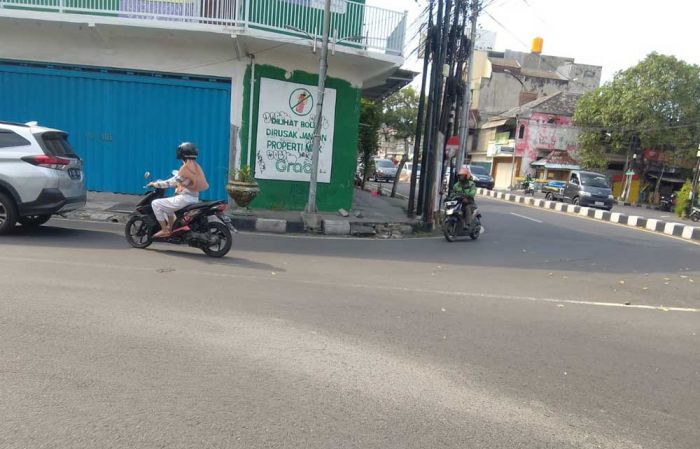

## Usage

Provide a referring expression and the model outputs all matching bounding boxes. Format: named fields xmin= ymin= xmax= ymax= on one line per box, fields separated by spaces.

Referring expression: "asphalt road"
xmin=1 ymin=199 xmax=699 ymax=449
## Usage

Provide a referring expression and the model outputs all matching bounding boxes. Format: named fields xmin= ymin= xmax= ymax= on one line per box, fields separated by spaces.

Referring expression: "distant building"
xmin=465 ymin=44 xmax=601 ymax=183
xmin=472 ymin=91 xmax=583 ymax=189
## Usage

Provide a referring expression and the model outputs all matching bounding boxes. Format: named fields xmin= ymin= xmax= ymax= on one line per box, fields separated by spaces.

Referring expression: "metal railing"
xmin=0 ymin=0 xmax=406 ymax=56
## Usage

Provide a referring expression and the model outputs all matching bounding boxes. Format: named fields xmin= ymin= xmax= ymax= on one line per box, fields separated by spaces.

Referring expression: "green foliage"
xmin=574 ymin=53 xmax=700 ymax=169
xmin=382 ymin=86 xmax=419 ymax=140
xmin=358 ymin=98 xmax=382 ymax=182
xmin=231 ymin=165 xmax=255 ymax=183
xmin=675 ymin=180 xmax=693 ymax=217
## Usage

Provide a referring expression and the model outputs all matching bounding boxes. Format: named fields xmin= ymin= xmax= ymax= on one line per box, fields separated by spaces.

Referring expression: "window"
xmin=518 ymin=125 xmax=525 ymax=139
xmin=469 ymin=165 xmax=489 ymax=176
xmin=580 ymin=173 xmax=610 ymax=188
xmin=37 ymin=132 xmax=77 ymax=157
xmin=570 ymin=173 xmax=579 ymax=184
xmin=0 ymin=130 xmax=31 ymax=148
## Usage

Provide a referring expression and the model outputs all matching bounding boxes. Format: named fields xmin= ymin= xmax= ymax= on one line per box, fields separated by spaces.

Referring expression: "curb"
xmin=477 ymin=188 xmax=700 ymax=243
xmin=227 ymin=214 xmax=420 ymax=238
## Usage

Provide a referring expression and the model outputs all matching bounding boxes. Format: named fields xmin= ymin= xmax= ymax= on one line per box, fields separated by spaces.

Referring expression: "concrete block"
xmin=301 ymin=212 xmax=323 ymax=230
xmin=645 ymin=219 xmax=664 ymax=232
xmin=350 ymin=224 xmax=376 ymax=236
xmin=255 ymin=218 xmax=287 ymax=234
xmin=534 ymin=199 xmax=545 ymax=207
xmin=544 ymin=200 xmax=554 ymax=209
xmin=627 ymin=216 xmax=647 ymax=228
xmin=594 ymin=209 xmax=605 ymax=220
xmin=663 ymin=222 xmax=685 ymax=236
xmin=323 ymin=219 xmax=351 ymax=235
xmin=565 ymin=205 xmax=579 ymax=213
xmin=517 ymin=196 xmax=526 ymax=204
xmin=578 ymin=207 xmax=591 ymax=217
xmin=610 ymin=212 xmax=628 ymax=224
xmin=682 ymin=226 xmax=700 ymax=240
xmin=554 ymin=203 xmax=565 ymax=212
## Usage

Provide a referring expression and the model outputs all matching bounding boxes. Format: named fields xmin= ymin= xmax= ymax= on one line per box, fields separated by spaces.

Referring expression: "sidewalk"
xmin=66 ymin=188 xmax=420 ymax=237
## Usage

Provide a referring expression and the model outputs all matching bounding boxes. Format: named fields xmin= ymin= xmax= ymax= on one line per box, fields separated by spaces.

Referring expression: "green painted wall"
xmin=248 ymin=0 xmax=365 ymax=44
xmin=240 ymin=64 xmax=360 ymax=211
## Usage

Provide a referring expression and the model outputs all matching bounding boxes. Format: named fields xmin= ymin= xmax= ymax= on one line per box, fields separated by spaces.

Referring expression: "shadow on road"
xmin=1 ymin=224 xmax=131 ymax=251
xmin=148 ymin=248 xmax=286 ymax=273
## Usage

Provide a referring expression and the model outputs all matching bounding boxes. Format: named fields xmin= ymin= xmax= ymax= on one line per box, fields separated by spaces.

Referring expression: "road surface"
xmin=1 ymin=198 xmax=699 ymax=448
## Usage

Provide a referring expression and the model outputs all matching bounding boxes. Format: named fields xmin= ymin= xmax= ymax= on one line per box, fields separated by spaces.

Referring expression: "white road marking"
xmin=1 ymin=254 xmax=697 ymax=314
xmin=509 ymin=212 xmax=543 ymax=223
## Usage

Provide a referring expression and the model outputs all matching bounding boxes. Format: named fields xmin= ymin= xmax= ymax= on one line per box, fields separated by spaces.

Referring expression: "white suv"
xmin=0 ymin=121 xmax=86 ymax=234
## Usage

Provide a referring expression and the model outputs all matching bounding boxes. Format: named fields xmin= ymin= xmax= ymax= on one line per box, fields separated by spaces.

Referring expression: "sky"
xmin=367 ymin=0 xmax=700 ymax=83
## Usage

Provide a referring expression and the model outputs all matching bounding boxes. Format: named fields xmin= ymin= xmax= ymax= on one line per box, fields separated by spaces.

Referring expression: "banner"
xmin=255 ymin=78 xmax=336 ymax=183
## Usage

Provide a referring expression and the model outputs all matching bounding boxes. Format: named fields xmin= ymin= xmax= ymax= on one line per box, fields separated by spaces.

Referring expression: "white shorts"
xmin=151 ymin=194 xmax=198 ymax=222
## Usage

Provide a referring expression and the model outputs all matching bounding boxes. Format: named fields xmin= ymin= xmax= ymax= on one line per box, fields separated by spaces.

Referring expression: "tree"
xmin=574 ymin=53 xmax=700 ymax=201
xmin=358 ymin=98 xmax=382 ymax=188
xmin=382 ymin=86 xmax=419 ymax=197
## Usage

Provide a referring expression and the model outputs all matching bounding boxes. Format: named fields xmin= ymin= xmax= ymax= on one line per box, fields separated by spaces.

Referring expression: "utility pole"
xmin=422 ymin=0 xmax=451 ymax=229
xmin=407 ymin=6 xmax=432 ymax=218
xmin=303 ymin=0 xmax=331 ymax=220
xmin=416 ymin=0 xmax=437 ymax=217
xmin=690 ymin=146 xmax=700 ymax=214
xmin=455 ymin=0 xmax=479 ymax=171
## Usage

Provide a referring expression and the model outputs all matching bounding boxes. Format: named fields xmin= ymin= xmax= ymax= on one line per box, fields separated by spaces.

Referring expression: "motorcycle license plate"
xmin=217 ymin=213 xmax=237 ymax=231
xmin=595 ymin=201 xmax=605 ymax=206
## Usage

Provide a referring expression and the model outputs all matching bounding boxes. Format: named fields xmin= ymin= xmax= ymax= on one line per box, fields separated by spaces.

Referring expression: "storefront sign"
xmin=255 ymin=78 xmax=336 ymax=183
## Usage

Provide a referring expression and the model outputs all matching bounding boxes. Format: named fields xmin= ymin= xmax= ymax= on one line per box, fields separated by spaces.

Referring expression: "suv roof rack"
xmin=0 ymin=120 xmax=31 ymax=128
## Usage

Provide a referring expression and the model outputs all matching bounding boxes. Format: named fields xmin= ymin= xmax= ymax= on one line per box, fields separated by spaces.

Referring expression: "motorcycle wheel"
xmin=470 ymin=219 xmax=481 ymax=240
xmin=202 ymin=221 xmax=232 ymax=258
xmin=443 ymin=217 xmax=460 ymax=242
xmin=125 ymin=216 xmax=153 ymax=249
xmin=691 ymin=213 xmax=700 ymax=222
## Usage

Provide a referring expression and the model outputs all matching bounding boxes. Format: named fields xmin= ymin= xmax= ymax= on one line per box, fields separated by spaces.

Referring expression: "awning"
xmin=531 ymin=149 xmax=580 ymax=170
xmin=531 ymin=160 xmax=580 ymax=170
xmin=648 ymin=173 xmax=688 ymax=184
xmin=362 ymin=68 xmax=418 ymax=101
xmin=480 ymin=118 xmax=512 ymax=129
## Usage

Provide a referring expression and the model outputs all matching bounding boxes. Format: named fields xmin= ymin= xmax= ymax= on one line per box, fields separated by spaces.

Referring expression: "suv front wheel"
xmin=0 ymin=192 xmax=18 ymax=235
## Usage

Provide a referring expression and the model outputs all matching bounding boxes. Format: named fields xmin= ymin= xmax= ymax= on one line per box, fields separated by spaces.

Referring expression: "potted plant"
xmin=226 ymin=165 xmax=259 ymax=209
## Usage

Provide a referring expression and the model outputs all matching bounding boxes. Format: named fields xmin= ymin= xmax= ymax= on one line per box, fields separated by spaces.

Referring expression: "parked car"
xmin=543 ymin=180 xmax=567 ymax=200
xmin=372 ymin=159 xmax=398 ymax=183
xmin=467 ymin=165 xmax=494 ymax=190
xmin=400 ymin=162 xmax=422 ymax=182
xmin=0 ymin=121 xmax=86 ymax=234
xmin=547 ymin=171 xmax=614 ymax=210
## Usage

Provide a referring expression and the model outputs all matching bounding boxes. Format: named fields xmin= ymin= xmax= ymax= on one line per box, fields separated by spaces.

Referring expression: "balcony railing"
xmin=0 ymin=0 xmax=407 ymax=56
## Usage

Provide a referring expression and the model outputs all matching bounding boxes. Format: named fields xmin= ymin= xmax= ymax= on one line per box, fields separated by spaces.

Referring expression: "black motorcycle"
xmin=690 ymin=206 xmax=700 ymax=222
xmin=443 ymin=196 xmax=482 ymax=242
xmin=659 ymin=193 xmax=676 ymax=212
xmin=124 ymin=174 xmax=235 ymax=258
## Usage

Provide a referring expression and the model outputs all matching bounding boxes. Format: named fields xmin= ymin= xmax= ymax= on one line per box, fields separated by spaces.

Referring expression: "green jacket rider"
xmin=453 ymin=166 xmax=477 ymax=198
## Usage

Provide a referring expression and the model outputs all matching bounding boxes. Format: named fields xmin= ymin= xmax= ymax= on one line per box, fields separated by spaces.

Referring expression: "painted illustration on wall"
xmin=255 ymin=78 xmax=336 ymax=183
